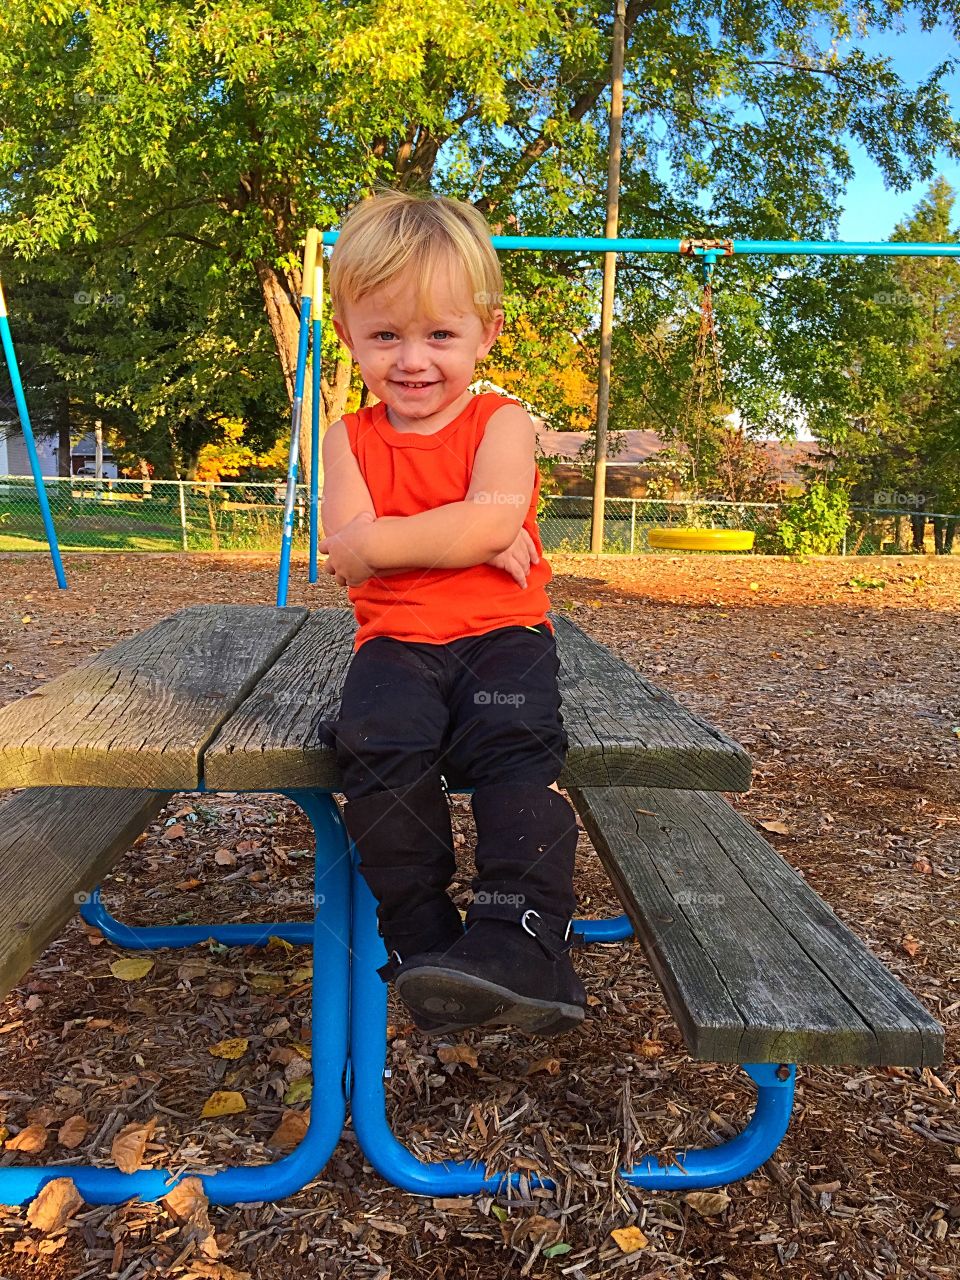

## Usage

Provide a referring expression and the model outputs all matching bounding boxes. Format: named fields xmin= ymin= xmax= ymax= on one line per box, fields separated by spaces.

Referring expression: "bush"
xmin=776 ymin=482 xmax=850 ymax=556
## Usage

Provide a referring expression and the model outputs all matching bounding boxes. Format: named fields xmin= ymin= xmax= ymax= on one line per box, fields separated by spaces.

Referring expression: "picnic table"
xmin=0 ymin=604 xmax=943 ymax=1206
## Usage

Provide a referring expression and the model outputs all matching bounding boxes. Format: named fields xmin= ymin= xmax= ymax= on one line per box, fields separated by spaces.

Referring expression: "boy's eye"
xmin=374 ymin=331 xmax=397 ymax=341
xmin=431 ymin=330 xmax=453 ymax=340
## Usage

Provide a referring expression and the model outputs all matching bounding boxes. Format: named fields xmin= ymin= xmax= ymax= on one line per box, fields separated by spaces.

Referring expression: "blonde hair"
xmin=328 ymin=189 xmax=504 ymax=325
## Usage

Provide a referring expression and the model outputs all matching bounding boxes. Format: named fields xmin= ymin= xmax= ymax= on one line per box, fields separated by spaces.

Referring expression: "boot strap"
xmin=377 ymin=949 xmax=404 ymax=983
xmin=467 ymin=899 xmax=575 ymax=961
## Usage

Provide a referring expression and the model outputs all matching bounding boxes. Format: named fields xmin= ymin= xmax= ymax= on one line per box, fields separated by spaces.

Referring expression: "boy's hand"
xmin=318 ymin=511 xmax=377 ymax=587
xmin=487 ymin=527 xmax=539 ymax=588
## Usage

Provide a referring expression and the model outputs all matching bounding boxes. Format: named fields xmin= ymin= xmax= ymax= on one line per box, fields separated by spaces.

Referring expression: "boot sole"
xmin=396 ymin=966 xmax=585 ymax=1036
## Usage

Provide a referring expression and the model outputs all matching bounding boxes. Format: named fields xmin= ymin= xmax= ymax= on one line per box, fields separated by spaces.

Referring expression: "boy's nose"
xmin=395 ymin=343 xmax=431 ymax=372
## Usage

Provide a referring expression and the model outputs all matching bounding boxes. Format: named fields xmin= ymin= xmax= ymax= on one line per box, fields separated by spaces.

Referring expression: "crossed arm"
xmin=319 ymin=405 xmax=540 ymax=587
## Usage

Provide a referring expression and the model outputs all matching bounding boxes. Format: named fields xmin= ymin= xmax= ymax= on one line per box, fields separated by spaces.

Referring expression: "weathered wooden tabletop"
xmin=0 ymin=605 xmax=752 ymax=793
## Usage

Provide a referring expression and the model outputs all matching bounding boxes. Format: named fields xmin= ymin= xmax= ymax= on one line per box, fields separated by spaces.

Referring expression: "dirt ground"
xmin=0 ymin=551 xmax=956 ymax=1280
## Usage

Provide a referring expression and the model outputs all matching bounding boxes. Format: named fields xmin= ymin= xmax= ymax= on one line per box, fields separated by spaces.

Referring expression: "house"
xmin=0 ymin=426 xmax=117 ymax=478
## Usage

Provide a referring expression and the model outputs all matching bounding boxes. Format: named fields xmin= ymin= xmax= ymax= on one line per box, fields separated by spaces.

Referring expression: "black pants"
xmin=333 ymin=623 xmax=569 ymax=799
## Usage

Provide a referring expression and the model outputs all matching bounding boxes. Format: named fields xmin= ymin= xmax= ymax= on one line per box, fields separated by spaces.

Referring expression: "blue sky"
xmin=836 ymin=18 xmax=960 ymax=239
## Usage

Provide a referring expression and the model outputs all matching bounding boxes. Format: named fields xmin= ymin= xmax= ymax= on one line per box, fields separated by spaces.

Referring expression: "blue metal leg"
xmin=619 ymin=1063 xmax=796 ymax=1190
xmin=349 ymin=860 xmax=552 ymax=1195
xmin=575 ymin=913 xmax=633 ymax=943
xmin=0 ymin=789 xmax=350 ymax=1206
xmin=349 ymin=859 xmax=793 ymax=1195
xmin=79 ymin=893 xmax=313 ymax=949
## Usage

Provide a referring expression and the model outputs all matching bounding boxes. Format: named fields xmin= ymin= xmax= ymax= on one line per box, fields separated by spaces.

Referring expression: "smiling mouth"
xmin=394 ymin=380 xmax=438 ymax=388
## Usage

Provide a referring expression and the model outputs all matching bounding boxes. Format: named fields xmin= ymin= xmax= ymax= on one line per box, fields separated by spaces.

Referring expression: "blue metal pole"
xmin=0 ymin=279 xmax=67 ymax=589
xmin=309 ymin=258 xmax=322 ymax=585
xmin=277 ymin=229 xmax=319 ymax=607
xmin=321 ymin=231 xmax=960 ymax=258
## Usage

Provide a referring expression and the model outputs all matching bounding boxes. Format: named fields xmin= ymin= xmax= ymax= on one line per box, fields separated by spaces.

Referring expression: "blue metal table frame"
xmin=0 ymin=789 xmax=796 ymax=1206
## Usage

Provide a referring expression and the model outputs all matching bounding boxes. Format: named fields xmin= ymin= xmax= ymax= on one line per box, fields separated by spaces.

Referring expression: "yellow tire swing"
xmin=649 ymin=241 xmax=755 ymax=553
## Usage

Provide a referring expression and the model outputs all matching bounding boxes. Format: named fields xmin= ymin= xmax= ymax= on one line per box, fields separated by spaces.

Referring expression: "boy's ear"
xmin=479 ymin=309 xmax=505 ymax=357
xmin=332 ymin=315 xmax=353 ymax=351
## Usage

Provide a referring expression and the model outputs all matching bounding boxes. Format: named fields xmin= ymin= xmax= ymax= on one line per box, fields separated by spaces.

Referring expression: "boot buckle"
xmin=521 ymin=909 xmax=542 ymax=938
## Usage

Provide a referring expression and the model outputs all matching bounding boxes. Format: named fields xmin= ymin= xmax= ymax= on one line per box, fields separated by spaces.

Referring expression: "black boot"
xmin=394 ymin=784 xmax=587 ymax=1036
xmin=342 ymin=770 xmax=464 ymax=985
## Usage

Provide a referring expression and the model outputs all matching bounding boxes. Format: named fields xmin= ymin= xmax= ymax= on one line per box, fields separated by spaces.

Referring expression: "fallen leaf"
xmin=26 ymin=1178 xmax=82 ymax=1231
xmin=164 ymin=1176 xmax=219 ymax=1259
xmin=7 ymin=1124 xmax=48 ymax=1153
xmin=283 ymin=1079 xmax=312 ymax=1105
xmin=684 ymin=1190 xmax=731 ymax=1216
xmin=268 ymin=1110 xmax=310 ymax=1150
xmin=611 ymin=1225 xmax=649 ymax=1253
xmin=163 ymin=823 xmax=187 ymax=841
xmin=525 ymin=1057 xmax=561 ymax=1076
xmin=912 ymin=857 xmax=933 ymax=874
xmin=57 ymin=1115 xmax=90 ymax=1149
xmin=111 ymin=1116 xmax=157 ymax=1174
xmin=513 ymin=1214 xmax=562 ymax=1244
xmin=901 ymin=935 xmax=921 ymax=958
xmin=110 ymin=957 xmax=155 ymax=982
xmin=200 ymin=1091 xmax=247 ymax=1118
xmin=758 ymin=819 xmax=790 ymax=835
xmin=174 ymin=878 xmax=201 ymax=892
xmin=266 ymin=936 xmax=294 ymax=956
xmin=635 ymin=1040 xmax=665 ymax=1059
xmin=214 ymin=848 xmax=237 ymax=867
xmin=249 ymin=973 xmax=284 ymax=994
xmin=207 ymin=979 xmax=237 ymax=999
xmin=208 ymin=1038 xmax=249 ymax=1060
xmin=437 ymin=1044 xmax=478 ymax=1068
xmin=544 ymin=1242 xmax=573 ymax=1258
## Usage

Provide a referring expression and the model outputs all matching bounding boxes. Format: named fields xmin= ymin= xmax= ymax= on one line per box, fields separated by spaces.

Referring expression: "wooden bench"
xmin=569 ymin=785 xmax=944 ymax=1069
xmin=0 ymin=787 xmax=167 ymax=998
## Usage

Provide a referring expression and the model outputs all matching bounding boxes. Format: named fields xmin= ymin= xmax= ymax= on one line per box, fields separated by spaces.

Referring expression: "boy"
xmin=318 ymin=190 xmax=585 ymax=1036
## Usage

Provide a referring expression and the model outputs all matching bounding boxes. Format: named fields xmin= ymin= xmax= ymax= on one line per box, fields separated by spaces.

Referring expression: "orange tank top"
xmin=342 ymin=392 xmax=554 ymax=651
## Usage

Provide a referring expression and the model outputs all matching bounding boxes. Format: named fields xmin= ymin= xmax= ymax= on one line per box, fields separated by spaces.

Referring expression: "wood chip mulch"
xmin=0 ymin=550 xmax=956 ymax=1280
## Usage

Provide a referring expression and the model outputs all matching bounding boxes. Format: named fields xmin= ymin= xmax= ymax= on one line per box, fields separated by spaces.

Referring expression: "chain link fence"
xmin=0 ymin=476 xmax=955 ymax=555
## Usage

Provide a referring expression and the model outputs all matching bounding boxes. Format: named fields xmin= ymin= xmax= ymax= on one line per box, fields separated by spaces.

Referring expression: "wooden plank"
xmin=0 ymin=606 xmax=308 ymax=790
xmin=569 ymin=786 xmax=944 ymax=1068
xmin=206 ymin=609 xmax=751 ymax=792
xmin=551 ymin=614 xmax=751 ymax=789
xmin=0 ymin=787 xmax=167 ymax=999
xmin=205 ymin=610 xmax=354 ymax=791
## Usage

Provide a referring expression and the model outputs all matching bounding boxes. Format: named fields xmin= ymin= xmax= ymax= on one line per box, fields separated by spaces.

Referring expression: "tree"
xmin=2 ymin=0 xmax=960 ymax=499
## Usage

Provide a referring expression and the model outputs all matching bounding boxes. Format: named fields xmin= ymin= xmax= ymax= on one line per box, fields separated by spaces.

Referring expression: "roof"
xmin=535 ymin=428 xmax=819 ymax=484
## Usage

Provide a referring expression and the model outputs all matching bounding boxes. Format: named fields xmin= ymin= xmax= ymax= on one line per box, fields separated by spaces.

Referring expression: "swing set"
xmin=3 ymin=233 xmax=959 ymax=593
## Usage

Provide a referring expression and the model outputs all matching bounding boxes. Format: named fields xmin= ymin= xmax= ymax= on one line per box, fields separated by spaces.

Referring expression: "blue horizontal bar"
xmin=320 ymin=231 xmax=960 ymax=258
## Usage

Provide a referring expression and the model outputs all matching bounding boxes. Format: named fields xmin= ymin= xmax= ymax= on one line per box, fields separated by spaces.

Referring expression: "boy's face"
xmin=333 ymin=261 xmax=504 ymax=425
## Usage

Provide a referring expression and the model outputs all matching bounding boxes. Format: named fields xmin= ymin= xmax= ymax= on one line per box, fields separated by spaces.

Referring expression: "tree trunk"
xmin=254 ymin=256 xmax=353 ymax=509
xmin=56 ymin=393 xmax=71 ymax=477
xmin=910 ymin=513 xmax=926 ymax=553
